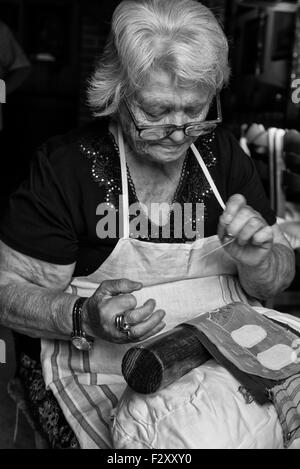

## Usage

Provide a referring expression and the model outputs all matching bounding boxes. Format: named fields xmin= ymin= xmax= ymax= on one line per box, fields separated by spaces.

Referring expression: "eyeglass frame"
xmin=123 ymin=93 xmax=222 ymax=141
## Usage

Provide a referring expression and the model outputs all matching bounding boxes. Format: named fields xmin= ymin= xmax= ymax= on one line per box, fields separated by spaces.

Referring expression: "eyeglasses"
xmin=124 ymin=94 xmax=222 ymax=141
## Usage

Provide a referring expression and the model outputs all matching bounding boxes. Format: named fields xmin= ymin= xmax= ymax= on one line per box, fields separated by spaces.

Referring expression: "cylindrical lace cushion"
xmin=122 ymin=324 xmax=211 ymax=394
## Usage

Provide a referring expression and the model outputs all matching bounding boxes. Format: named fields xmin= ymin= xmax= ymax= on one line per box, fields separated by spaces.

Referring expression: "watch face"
xmin=72 ymin=336 xmax=93 ymax=351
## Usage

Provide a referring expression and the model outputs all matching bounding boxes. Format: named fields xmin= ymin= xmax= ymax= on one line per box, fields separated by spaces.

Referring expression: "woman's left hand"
xmin=218 ymin=194 xmax=274 ymax=267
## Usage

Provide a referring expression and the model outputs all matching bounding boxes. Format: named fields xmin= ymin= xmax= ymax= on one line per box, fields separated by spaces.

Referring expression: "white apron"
xmin=41 ymin=125 xmax=299 ymax=449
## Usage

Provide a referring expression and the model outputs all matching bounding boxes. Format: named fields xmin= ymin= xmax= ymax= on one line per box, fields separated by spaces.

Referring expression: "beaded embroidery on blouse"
xmin=79 ymin=128 xmax=217 ymax=243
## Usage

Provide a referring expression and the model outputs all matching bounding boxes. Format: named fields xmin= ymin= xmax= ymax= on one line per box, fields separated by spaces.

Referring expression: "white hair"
xmin=88 ymin=0 xmax=230 ymax=117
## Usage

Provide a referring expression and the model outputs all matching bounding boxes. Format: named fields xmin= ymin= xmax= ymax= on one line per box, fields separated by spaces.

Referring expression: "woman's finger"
xmin=219 ymin=194 xmax=246 ymax=227
xmin=101 ymin=293 xmax=138 ymax=314
xmin=132 ymin=320 xmax=167 ymax=342
xmin=233 ymin=216 xmax=266 ymax=246
xmin=225 ymin=205 xmax=263 ymax=235
xmin=124 ymin=298 xmax=156 ymax=325
xmin=129 ymin=309 xmax=166 ymax=340
xmin=251 ymin=225 xmax=273 ymax=246
xmin=98 ymin=278 xmax=143 ymax=297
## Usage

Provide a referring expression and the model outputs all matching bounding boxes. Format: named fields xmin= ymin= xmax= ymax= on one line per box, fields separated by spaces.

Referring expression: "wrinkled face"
xmin=118 ymin=69 xmax=212 ymax=165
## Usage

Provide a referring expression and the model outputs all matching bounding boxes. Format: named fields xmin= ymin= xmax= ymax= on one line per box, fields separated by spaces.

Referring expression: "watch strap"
xmin=72 ymin=297 xmax=94 ymax=349
xmin=72 ymin=297 xmax=86 ymax=337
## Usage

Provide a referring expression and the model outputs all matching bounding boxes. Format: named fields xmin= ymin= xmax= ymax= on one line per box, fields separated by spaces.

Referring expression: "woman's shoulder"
xmin=40 ymin=118 xmax=112 ymax=164
xmin=32 ymin=119 xmax=122 ymax=217
xmin=211 ymin=125 xmax=249 ymax=170
xmin=35 ymin=118 xmax=120 ymax=194
xmin=213 ymin=125 xmax=241 ymax=151
xmin=194 ymin=126 xmax=242 ymax=174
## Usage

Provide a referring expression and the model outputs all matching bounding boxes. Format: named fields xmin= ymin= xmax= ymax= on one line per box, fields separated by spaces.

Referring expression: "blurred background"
xmin=0 ymin=0 xmax=299 ymax=449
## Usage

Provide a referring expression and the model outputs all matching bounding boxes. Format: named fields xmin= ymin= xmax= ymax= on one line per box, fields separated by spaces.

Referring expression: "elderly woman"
xmin=0 ymin=0 xmax=297 ymax=449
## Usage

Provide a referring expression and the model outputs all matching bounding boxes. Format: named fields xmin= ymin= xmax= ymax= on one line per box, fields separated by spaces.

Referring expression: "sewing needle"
xmin=198 ymin=236 xmax=235 ymax=262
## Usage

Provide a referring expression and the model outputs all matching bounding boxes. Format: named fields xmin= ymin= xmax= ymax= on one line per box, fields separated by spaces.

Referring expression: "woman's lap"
xmin=112 ymin=361 xmax=284 ymax=449
xmin=18 ymin=354 xmax=284 ymax=449
xmin=47 ymin=378 xmax=126 ymax=449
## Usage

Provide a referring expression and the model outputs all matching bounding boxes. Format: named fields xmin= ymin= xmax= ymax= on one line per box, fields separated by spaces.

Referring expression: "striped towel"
xmin=271 ymin=374 xmax=300 ymax=448
xmin=42 ymin=340 xmax=126 ymax=449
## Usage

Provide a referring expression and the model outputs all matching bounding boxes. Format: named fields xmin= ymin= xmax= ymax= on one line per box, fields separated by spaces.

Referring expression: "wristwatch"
xmin=71 ymin=297 xmax=94 ymax=351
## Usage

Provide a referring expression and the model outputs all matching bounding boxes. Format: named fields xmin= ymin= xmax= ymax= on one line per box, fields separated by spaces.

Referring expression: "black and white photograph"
xmin=0 ymin=0 xmax=300 ymax=452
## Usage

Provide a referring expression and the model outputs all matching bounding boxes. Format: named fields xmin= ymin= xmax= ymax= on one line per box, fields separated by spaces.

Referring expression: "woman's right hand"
xmin=82 ymin=278 xmax=166 ymax=343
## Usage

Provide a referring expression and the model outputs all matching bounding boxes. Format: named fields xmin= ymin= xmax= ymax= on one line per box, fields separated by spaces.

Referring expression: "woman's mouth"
xmin=159 ymin=143 xmax=187 ymax=151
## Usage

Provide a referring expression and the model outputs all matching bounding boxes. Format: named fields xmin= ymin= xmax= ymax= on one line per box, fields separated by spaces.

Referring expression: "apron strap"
xmin=117 ymin=123 xmax=130 ymax=239
xmin=191 ymin=143 xmax=226 ymax=210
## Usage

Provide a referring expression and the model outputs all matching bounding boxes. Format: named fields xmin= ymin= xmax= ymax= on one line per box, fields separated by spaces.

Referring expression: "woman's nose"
xmin=168 ymin=127 xmax=186 ymax=143
xmin=167 ymin=112 xmax=189 ymax=142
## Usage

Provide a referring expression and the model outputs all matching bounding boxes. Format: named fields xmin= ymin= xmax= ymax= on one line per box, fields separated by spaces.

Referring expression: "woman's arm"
xmin=218 ymin=195 xmax=296 ymax=300
xmin=0 ymin=240 xmax=77 ymax=339
xmin=236 ymin=226 xmax=295 ymax=300
xmin=0 ymin=241 xmax=166 ymax=343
